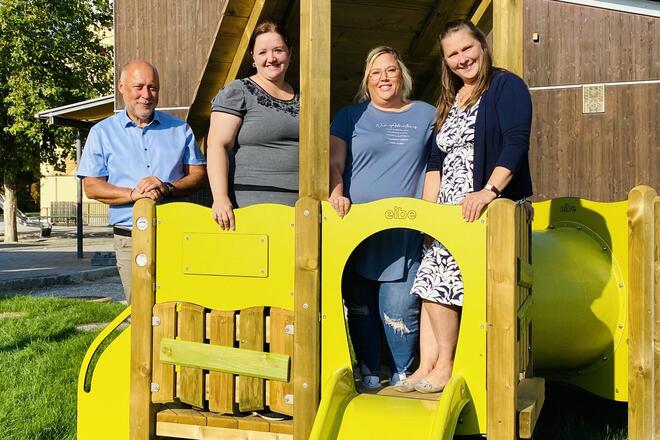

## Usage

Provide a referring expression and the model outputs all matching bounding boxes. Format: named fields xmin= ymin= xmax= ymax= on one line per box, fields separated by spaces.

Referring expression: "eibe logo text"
xmin=385 ymin=206 xmax=417 ymax=220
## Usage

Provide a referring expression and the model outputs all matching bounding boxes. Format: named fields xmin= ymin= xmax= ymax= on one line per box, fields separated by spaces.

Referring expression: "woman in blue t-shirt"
xmin=329 ymin=46 xmax=436 ymax=389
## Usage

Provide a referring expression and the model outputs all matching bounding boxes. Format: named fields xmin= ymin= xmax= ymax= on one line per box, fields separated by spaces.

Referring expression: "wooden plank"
xmin=114 ymin=0 xmax=226 ymax=110
xmin=156 ymin=408 xmax=207 ymax=426
xmin=269 ymin=419 xmax=294 ymax=434
xmin=237 ymin=415 xmax=270 ymax=432
xmin=152 ymin=302 xmax=177 ymax=403
xmin=299 ymin=0 xmax=330 ymax=199
xmin=296 ymin=1 xmax=329 ymax=437
xmin=225 ymin=0 xmax=267 ymax=84
xmin=156 ymin=421 xmax=293 ymax=439
xmin=129 ymin=198 xmax=157 ymax=440
xmin=655 ymin=196 xmax=660 ymax=440
xmin=160 ymin=338 xmax=289 ymax=381
xmin=268 ymin=308 xmax=295 ymax=416
xmin=204 ymin=412 xmax=239 ymax=428
xmin=471 ymin=0 xmax=492 ymax=28
xmin=493 ymin=0 xmax=523 ymax=75
xmin=178 ymin=302 xmax=206 ymax=408
xmin=517 ymin=377 xmax=545 ymax=438
xmin=486 ymin=199 xmax=518 ymax=440
xmin=627 ymin=185 xmax=657 ymax=440
xmin=208 ymin=310 xmax=236 ymax=414
xmin=238 ymin=306 xmax=266 ymax=411
xmin=293 ymin=197 xmax=322 ymax=439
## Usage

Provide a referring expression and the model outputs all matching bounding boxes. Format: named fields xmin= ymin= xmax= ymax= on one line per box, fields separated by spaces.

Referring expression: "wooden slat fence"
xmin=151 ymin=302 xmax=294 ymax=418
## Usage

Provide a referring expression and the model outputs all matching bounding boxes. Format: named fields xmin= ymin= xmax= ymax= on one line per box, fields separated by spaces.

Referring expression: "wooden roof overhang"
xmin=36 ymin=95 xmax=115 ymax=130
xmin=185 ymin=0 xmax=493 ymax=142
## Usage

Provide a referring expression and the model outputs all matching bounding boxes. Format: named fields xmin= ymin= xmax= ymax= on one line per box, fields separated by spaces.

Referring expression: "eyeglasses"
xmin=368 ymin=66 xmax=401 ymax=81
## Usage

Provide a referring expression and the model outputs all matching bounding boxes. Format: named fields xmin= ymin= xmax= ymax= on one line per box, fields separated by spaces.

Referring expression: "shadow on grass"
xmin=457 ymin=381 xmax=627 ymax=440
xmin=534 ymin=381 xmax=627 ymax=440
xmin=0 ymin=327 xmax=79 ymax=352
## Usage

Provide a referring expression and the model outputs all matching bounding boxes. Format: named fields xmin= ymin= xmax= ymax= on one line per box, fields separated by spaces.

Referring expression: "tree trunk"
xmin=3 ymin=173 xmax=18 ymax=243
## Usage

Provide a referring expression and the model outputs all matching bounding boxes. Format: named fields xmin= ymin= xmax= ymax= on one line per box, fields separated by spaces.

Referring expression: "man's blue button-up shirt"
xmin=77 ymin=110 xmax=206 ymax=228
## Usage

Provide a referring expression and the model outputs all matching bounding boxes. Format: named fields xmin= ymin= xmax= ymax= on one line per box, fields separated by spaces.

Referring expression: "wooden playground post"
xmin=493 ymin=0 xmax=523 ymax=76
xmin=295 ymin=0 xmax=330 ymax=438
xmin=655 ymin=196 xmax=660 ymax=440
xmin=486 ymin=199 xmax=518 ymax=440
xmin=129 ymin=199 xmax=157 ymax=440
xmin=627 ymin=185 xmax=657 ymax=440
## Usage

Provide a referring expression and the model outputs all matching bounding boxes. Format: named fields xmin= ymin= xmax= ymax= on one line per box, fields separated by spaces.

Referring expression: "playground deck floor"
xmin=0 ymin=223 xmax=119 ymax=292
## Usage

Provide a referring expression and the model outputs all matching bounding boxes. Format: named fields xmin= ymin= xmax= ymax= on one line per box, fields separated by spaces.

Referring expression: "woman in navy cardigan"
xmin=397 ymin=19 xmax=533 ymax=393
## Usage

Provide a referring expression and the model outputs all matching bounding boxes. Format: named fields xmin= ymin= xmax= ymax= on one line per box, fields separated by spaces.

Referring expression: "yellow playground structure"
xmin=76 ymin=0 xmax=659 ymax=437
xmin=77 ymin=185 xmax=659 ymax=439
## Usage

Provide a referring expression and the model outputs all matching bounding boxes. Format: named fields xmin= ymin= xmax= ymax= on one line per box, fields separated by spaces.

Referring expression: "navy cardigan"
xmin=428 ymin=70 xmax=533 ymax=200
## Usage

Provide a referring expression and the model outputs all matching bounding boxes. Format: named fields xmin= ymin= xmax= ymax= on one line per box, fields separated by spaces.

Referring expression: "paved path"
xmin=0 ymin=223 xmax=123 ymax=300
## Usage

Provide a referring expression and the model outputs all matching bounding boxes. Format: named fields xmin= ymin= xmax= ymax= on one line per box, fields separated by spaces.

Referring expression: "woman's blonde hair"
xmin=435 ymin=20 xmax=494 ymax=128
xmin=355 ymin=46 xmax=414 ymax=102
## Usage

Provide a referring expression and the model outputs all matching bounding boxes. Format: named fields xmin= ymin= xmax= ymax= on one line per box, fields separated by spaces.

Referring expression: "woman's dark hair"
xmin=248 ymin=21 xmax=292 ymax=54
xmin=435 ymin=19 xmax=494 ymax=128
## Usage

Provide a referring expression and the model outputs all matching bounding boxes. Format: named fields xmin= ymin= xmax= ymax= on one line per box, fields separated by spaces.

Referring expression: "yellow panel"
xmin=320 ymin=198 xmax=487 ymax=435
xmin=156 ymin=203 xmax=294 ymax=312
xmin=182 ymin=233 xmax=268 ymax=277
xmin=531 ymin=198 xmax=629 ymax=401
xmin=78 ymin=309 xmax=131 ymax=439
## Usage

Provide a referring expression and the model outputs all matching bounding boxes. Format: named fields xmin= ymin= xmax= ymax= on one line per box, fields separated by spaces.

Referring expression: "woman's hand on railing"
xmin=329 ymin=195 xmax=351 ymax=218
xmin=212 ymin=196 xmax=235 ymax=230
xmin=459 ymin=189 xmax=498 ymax=222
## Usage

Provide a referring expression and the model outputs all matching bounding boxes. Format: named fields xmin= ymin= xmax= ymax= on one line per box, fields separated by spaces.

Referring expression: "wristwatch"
xmin=164 ymin=181 xmax=175 ymax=196
xmin=484 ymin=183 xmax=501 ymax=197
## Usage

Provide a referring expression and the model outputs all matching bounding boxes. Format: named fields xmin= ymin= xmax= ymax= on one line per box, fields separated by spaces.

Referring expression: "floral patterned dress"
xmin=410 ymin=97 xmax=481 ymax=306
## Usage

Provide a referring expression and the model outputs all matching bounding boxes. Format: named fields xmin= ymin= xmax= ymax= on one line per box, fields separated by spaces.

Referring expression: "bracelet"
xmin=129 ymin=188 xmax=135 ymax=202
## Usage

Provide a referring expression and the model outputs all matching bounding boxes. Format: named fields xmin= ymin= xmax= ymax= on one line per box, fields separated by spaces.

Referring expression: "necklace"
xmin=456 ymin=85 xmax=475 ymax=108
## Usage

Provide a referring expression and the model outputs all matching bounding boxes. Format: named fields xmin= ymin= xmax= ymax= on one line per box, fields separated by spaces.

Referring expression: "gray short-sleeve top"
xmin=211 ymin=78 xmax=299 ymax=191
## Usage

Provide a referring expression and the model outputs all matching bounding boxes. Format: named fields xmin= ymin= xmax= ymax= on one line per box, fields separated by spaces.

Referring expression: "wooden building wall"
xmin=524 ymin=0 xmax=659 ymax=201
xmin=113 ymin=0 xmax=229 ymax=119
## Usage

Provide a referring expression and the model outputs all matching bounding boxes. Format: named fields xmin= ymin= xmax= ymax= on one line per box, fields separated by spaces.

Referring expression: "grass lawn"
xmin=0 ymin=295 xmax=125 ymax=440
xmin=0 ymin=294 xmax=628 ymax=439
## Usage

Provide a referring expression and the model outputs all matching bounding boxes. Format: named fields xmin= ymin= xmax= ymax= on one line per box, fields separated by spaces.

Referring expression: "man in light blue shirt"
xmin=78 ymin=60 xmax=206 ymax=302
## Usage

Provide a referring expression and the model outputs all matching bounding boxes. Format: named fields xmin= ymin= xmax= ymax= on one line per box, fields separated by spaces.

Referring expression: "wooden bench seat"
xmin=156 ymin=407 xmax=293 ymax=439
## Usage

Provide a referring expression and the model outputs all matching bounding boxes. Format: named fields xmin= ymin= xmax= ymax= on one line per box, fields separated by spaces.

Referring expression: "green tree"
xmin=0 ymin=0 xmax=113 ymax=242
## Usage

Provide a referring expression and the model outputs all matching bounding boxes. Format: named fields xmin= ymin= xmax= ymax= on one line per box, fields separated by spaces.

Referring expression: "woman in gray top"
xmin=207 ymin=21 xmax=299 ymax=230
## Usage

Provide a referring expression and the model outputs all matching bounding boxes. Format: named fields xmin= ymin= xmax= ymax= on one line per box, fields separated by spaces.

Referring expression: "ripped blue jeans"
xmin=342 ymin=260 xmax=421 ymax=384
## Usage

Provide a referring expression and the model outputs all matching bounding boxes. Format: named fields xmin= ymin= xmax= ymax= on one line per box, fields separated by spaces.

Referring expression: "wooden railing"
xmin=486 ymin=199 xmax=543 ymax=439
xmin=627 ymin=185 xmax=658 ymax=440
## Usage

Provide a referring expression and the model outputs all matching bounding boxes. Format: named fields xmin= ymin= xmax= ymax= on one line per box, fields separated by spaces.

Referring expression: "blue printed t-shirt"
xmin=77 ymin=110 xmax=206 ymax=228
xmin=330 ymin=101 xmax=436 ymax=281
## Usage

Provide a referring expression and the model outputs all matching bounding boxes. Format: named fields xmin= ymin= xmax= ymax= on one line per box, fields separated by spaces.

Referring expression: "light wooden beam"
xmin=471 ymin=0 xmax=493 ymax=33
xmin=159 ymin=338 xmax=290 ymax=381
xmin=299 ymin=0 xmax=329 ymax=199
xmin=493 ymin=0 xmax=523 ymax=75
xmin=627 ymin=185 xmax=657 ymax=440
xmin=295 ymin=0 xmax=330 ymax=437
xmin=226 ymin=0 xmax=268 ymax=85
xmin=655 ymin=196 xmax=660 ymax=440
xmin=129 ymin=199 xmax=157 ymax=440
xmin=486 ymin=199 xmax=518 ymax=440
